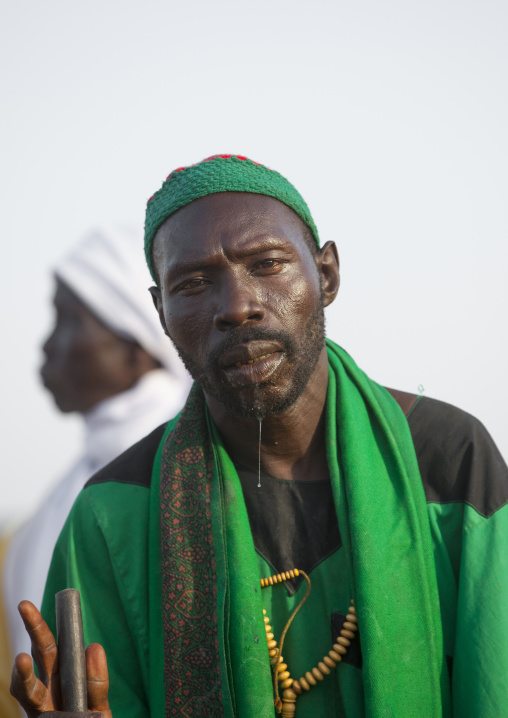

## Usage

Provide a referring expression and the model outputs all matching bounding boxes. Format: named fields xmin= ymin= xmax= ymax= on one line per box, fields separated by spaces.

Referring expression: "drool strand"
xmin=258 ymin=418 xmax=262 ymax=488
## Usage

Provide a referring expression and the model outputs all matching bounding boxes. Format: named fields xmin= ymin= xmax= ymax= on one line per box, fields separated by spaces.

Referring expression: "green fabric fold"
xmin=152 ymin=340 xmax=452 ymax=717
xmin=325 ymin=341 xmax=451 ymax=716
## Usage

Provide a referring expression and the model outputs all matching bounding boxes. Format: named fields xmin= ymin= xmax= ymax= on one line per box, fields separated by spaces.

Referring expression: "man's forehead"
xmin=154 ymin=192 xmax=309 ymax=252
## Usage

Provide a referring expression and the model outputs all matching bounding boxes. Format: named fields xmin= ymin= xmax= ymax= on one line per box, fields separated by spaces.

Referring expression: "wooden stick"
xmin=55 ymin=589 xmax=87 ymax=712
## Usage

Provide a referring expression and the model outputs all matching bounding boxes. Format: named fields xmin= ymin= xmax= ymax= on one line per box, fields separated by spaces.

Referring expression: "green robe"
xmin=42 ymin=344 xmax=508 ymax=717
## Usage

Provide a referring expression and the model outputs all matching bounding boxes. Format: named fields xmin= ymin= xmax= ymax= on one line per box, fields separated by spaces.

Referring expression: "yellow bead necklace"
xmin=260 ymin=568 xmax=358 ymax=717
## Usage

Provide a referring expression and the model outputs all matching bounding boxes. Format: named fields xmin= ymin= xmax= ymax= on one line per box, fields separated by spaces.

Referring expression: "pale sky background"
xmin=1 ymin=0 xmax=506 ymax=527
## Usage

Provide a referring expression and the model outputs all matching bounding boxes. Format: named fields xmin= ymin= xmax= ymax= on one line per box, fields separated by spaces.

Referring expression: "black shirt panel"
xmin=236 ymin=467 xmax=340 ymax=595
xmin=84 ymin=423 xmax=167 ymax=490
xmin=407 ymin=397 xmax=508 ymax=518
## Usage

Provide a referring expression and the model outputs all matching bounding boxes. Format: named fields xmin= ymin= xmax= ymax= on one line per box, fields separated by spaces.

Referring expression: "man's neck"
xmin=204 ymin=348 xmax=330 ymax=481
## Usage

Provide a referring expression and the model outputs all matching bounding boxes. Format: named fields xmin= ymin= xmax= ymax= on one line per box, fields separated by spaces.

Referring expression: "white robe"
xmin=1 ymin=368 xmax=188 ymax=660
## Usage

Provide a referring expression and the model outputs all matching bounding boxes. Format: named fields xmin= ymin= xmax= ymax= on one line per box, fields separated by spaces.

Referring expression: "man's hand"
xmin=10 ymin=601 xmax=112 ymax=718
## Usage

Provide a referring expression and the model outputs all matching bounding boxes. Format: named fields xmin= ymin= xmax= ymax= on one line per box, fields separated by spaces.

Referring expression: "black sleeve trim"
xmin=408 ymin=398 xmax=508 ymax=518
xmin=84 ymin=423 xmax=167 ymax=490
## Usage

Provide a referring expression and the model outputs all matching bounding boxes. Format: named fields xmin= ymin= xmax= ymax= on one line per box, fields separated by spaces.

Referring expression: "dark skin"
xmin=12 ymin=193 xmax=414 ymax=714
xmin=41 ymin=280 xmax=159 ymax=414
xmin=11 ymin=602 xmax=111 ymax=717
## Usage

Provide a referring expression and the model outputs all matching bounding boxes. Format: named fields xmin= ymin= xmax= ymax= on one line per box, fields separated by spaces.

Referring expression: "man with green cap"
xmin=10 ymin=155 xmax=508 ymax=718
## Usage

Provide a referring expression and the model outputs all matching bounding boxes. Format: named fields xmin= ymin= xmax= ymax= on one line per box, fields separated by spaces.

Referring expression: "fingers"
xmin=18 ymin=600 xmax=58 ymax=684
xmin=14 ymin=603 xmax=111 ymax=717
xmin=86 ymin=643 xmax=112 ymax=718
xmin=10 ymin=652 xmax=50 ymax=716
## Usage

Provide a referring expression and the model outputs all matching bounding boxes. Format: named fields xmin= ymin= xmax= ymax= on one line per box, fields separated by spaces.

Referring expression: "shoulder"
xmin=49 ymin=427 xmax=167 ymax=586
xmin=84 ymin=422 xmax=167 ymax=490
xmin=407 ymin=396 xmax=508 ymax=517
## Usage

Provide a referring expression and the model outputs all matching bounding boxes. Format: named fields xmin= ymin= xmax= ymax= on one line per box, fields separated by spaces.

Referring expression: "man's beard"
xmin=171 ymin=299 xmax=326 ymax=419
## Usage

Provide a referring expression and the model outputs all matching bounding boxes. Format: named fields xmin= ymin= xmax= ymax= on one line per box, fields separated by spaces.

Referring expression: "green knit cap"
xmin=144 ymin=154 xmax=320 ymax=282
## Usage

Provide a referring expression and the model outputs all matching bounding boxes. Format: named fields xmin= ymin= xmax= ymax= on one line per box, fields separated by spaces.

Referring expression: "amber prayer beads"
xmin=260 ymin=568 xmax=358 ymax=717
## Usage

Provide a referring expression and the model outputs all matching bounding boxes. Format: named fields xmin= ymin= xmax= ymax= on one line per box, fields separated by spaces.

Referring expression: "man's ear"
xmin=148 ymin=286 xmax=170 ymax=337
xmin=315 ymin=241 xmax=340 ymax=307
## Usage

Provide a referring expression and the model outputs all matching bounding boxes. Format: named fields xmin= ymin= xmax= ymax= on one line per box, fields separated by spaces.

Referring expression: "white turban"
xmin=55 ymin=225 xmax=190 ymax=382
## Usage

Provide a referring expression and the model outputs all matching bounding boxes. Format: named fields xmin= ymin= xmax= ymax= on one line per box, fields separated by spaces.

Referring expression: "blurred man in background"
xmin=0 ymin=226 xmax=191 ymax=717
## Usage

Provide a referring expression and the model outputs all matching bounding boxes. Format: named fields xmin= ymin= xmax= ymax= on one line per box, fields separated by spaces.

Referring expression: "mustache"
xmin=207 ymin=326 xmax=297 ymax=370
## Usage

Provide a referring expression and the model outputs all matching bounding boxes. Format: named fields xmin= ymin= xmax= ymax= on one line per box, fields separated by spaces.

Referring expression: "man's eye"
xmin=257 ymin=259 xmax=282 ymax=270
xmin=179 ymin=278 xmax=206 ymax=291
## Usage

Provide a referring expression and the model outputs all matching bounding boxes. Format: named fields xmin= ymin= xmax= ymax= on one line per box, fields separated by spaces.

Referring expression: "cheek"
xmin=265 ymin=274 xmax=320 ymax=325
xmin=65 ymin=344 xmax=100 ymax=384
xmin=65 ymin=328 xmax=115 ymax=382
xmin=52 ymin=335 xmax=91 ymax=375
xmin=68 ymin=338 xmax=129 ymax=393
xmin=165 ymin=304 xmax=212 ymax=357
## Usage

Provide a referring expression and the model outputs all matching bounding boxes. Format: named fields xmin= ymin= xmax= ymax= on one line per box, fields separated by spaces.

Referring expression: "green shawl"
xmin=147 ymin=340 xmax=452 ymax=717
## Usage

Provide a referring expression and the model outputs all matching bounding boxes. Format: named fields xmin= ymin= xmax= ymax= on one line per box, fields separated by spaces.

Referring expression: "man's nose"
xmin=42 ymin=331 xmax=55 ymax=357
xmin=213 ymin=276 xmax=265 ymax=331
xmin=42 ymin=325 xmax=60 ymax=357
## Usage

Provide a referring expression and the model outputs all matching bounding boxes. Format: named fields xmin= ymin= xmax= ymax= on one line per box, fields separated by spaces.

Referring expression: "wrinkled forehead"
xmin=152 ymin=192 xmax=312 ymax=266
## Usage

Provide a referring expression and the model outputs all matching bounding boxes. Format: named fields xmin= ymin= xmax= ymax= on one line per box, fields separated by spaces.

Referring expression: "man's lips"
xmin=218 ymin=341 xmax=285 ymax=386
xmin=219 ymin=341 xmax=283 ymax=369
xmin=231 ymin=352 xmax=276 ymax=367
